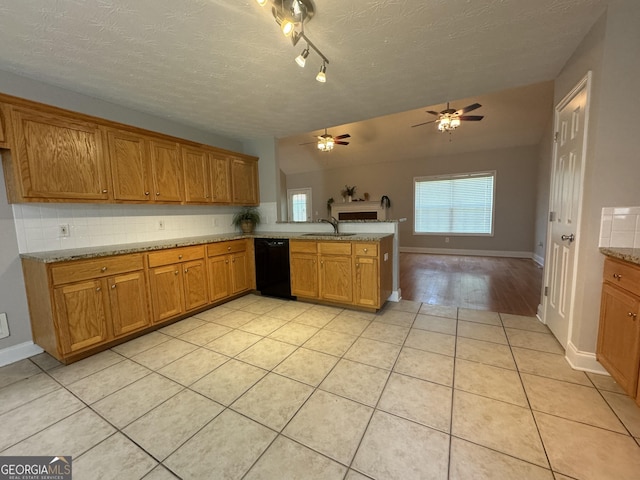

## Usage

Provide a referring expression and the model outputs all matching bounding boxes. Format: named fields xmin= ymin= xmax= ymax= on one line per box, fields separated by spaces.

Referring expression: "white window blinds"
xmin=414 ymin=171 xmax=495 ymax=235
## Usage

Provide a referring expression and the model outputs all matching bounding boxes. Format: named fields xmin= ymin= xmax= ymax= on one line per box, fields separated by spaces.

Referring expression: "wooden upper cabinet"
xmin=0 ymin=104 xmax=8 ymax=148
xmin=210 ymin=153 xmax=232 ymax=204
xmin=231 ymin=155 xmax=259 ymax=205
xmin=182 ymin=145 xmax=211 ymax=203
xmin=106 ymin=128 xmax=151 ymax=202
xmin=149 ymin=138 xmax=183 ymax=202
xmin=10 ymin=106 xmax=109 ymax=201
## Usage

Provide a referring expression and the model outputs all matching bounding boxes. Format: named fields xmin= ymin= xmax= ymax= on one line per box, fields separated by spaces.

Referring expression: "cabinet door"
xmin=149 ymin=264 xmax=184 ymax=323
xmin=230 ymin=252 xmax=251 ymax=294
xmin=108 ymin=271 xmax=150 ymax=337
xmin=320 ymin=255 xmax=353 ymax=303
xmin=355 ymin=257 xmax=379 ymax=308
xmin=231 ymin=156 xmax=259 ymax=205
xmin=149 ymin=138 xmax=184 ymax=202
xmin=290 ymin=253 xmax=318 ymax=298
xmin=106 ymin=129 xmax=151 ymax=201
xmin=210 ymin=153 xmax=232 ymax=203
xmin=208 ymin=255 xmax=231 ymax=302
xmin=183 ymin=146 xmax=211 ymax=203
xmin=183 ymin=259 xmax=209 ymax=310
xmin=597 ymin=283 xmax=640 ymax=396
xmin=11 ymin=107 xmax=109 ymax=200
xmin=54 ymin=280 xmax=109 ymax=354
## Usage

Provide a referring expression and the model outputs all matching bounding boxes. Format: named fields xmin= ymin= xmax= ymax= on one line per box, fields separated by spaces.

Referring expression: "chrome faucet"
xmin=319 ymin=216 xmax=339 ymax=234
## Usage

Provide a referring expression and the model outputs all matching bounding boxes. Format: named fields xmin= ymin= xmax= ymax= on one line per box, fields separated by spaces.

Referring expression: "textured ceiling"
xmin=0 ymin=0 xmax=608 ymax=149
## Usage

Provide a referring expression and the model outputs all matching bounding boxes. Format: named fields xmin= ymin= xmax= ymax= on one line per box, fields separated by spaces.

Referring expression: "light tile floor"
xmin=2 ymin=295 xmax=640 ymax=479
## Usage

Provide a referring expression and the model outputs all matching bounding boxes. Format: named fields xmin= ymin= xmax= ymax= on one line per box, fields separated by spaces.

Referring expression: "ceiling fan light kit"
xmin=412 ymin=102 xmax=484 ymax=133
xmin=256 ymin=0 xmax=330 ymax=82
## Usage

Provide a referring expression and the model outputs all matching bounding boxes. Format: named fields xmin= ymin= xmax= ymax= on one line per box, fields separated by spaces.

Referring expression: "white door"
xmin=543 ymin=72 xmax=591 ymax=348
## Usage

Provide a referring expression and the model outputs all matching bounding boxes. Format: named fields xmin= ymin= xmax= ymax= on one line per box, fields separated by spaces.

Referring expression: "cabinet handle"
xmin=613 ymin=273 xmax=622 ymax=280
xmin=232 ymin=259 xmax=235 ymax=263
xmin=225 ymin=260 xmax=229 ymax=264
xmin=144 ymin=191 xmax=150 ymax=196
xmin=101 ymin=266 xmax=107 ymax=272
xmin=96 ymin=287 xmax=101 ymax=292
xmin=184 ymin=269 xmax=188 ymax=273
xmin=111 ymin=284 xmax=116 ymax=289
xmin=364 ymin=248 xmax=368 ymax=253
xmin=227 ymin=246 xmax=231 ymax=251
xmin=628 ymin=312 xmax=637 ymax=319
xmin=156 ymin=192 xmax=160 ymax=196
xmin=102 ymin=189 xmax=108 ymax=194
xmin=178 ymin=255 xmax=183 ymax=259
xmin=175 ymin=270 xmax=179 ymax=275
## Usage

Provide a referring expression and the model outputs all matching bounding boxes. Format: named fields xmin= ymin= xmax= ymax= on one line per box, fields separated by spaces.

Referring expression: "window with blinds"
xmin=414 ymin=171 xmax=495 ymax=235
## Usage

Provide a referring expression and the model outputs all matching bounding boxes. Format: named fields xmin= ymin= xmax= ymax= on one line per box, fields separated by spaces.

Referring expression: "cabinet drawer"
xmin=290 ymin=240 xmax=317 ymax=254
xmin=51 ymin=254 xmax=143 ymax=285
xmin=207 ymin=240 xmax=247 ymax=257
xmin=604 ymin=258 xmax=640 ymax=296
xmin=354 ymin=243 xmax=378 ymax=257
xmin=318 ymin=242 xmax=352 ymax=255
xmin=148 ymin=245 xmax=204 ymax=267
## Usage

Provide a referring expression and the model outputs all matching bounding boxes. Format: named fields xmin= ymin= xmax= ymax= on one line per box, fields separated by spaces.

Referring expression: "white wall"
xmin=287 ymin=145 xmax=540 ymax=256
xmin=554 ymin=0 xmax=640 ymax=360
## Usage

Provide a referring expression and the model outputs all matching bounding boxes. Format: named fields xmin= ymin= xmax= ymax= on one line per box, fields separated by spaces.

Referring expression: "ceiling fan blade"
xmin=334 ymin=133 xmax=351 ymax=140
xmin=425 ymin=110 xmax=440 ymax=116
xmin=411 ymin=120 xmax=437 ymax=127
xmin=299 ymin=141 xmax=317 ymax=145
xmin=458 ymin=115 xmax=484 ymax=121
xmin=335 ymin=141 xmax=349 ymax=145
xmin=454 ymin=103 xmax=482 ymax=116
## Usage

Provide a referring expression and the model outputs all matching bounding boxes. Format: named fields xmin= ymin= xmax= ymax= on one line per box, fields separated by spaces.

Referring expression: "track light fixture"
xmin=255 ymin=0 xmax=330 ymax=82
xmin=295 ymin=47 xmax=310 ymax=68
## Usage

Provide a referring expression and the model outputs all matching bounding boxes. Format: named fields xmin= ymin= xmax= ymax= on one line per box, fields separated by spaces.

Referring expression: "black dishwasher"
xmin=254 ymin=238 xmax=294 ymax=299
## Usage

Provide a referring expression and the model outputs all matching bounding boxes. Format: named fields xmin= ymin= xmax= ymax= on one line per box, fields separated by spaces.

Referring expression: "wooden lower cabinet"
xmin=597 ymin=257 xmax=640 ymax=399
xmin=290 ymin=237 xmax=392 ymax=310
xmin=207 ymin=239 xmax=253 ymax=301
xmin=147 ymin=246 xmax=208 ymax=323
xmin=108 ymin=272 xmax=150 ymax=337
xmin=54 ymin=279 xmax=109 ymax=354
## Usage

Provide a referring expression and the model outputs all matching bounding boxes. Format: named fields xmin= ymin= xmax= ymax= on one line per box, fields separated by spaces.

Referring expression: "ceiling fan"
xmin=411 ymin=102 xmax=484 ymax=132
xmin=300 ymin=128 xmax=351 ymax=152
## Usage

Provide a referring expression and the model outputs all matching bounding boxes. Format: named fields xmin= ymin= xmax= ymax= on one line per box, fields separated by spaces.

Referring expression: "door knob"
xmin=561 ymin=234 xmax=575 ymax=243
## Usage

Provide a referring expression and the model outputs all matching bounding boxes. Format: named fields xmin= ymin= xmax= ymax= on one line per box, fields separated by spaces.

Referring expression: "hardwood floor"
xmin=399 ymin=253 xmax=544 ymax=316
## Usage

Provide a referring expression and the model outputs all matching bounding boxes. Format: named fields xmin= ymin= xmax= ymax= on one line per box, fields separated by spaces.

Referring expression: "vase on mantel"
xmin=348 ymin=196 xmax=352 ymax=202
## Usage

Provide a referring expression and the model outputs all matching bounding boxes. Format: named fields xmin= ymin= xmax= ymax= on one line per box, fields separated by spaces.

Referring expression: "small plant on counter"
xmin=232 ymin=207 xmax=261 ymax=233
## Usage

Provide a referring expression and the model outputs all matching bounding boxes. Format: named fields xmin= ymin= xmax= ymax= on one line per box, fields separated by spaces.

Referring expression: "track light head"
xmin=316 ymin=63 xmax=327 ymax=83
xmin=295 ymin=47 xmax=310 ymax=67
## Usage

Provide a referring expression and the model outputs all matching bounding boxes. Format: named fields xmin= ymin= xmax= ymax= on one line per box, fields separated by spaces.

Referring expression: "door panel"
xmin=183 ymin=259 xmax=208 ymax=310
xmin=149 ymin=264 xmax=184 ymax=322
xmin=544 ymin=74 xmax=590 ymax=348
xmin=320 ymin=255 xmax=353 ymax=303
xmin=107 ymin=129 xmax=150 ymax=201
xmin=149 ymin=138 xmax=183 ymax=202
xmin=108 ymin=272 xmax=150 ymax=337
xmin=208 ymin=255 xmax=231 ymax=302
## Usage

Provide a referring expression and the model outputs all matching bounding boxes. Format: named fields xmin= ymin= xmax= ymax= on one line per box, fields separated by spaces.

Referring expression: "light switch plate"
xmin=0 ymin=313 xmax=9 ymax=339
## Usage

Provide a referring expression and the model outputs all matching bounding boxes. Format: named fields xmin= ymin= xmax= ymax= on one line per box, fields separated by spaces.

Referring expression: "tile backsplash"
xmin=12 ymin=202 xmax=277 ymax=253
xmin=599 ymin=206 xmax=640 ymax=248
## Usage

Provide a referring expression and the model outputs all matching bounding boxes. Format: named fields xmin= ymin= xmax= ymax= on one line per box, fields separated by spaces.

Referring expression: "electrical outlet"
xmin=158 ymin=220 xmax=165 ymax=230
xmin=445 ymin=237 xmax=450 ymax=243
xmin=213 ymin=218 xmax=219 ymax=227
xmin=59 ymin=224 xmax=70 ymax=237
xmin=0 ymin=313 xmax=9 ymax=339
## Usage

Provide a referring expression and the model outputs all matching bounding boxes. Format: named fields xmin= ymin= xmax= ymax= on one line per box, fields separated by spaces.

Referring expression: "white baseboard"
xmin=536 ymin=304 xmax=544 ymax=322
xmin=564 ymin=341 xmax=608 ymax=374
xmin=388 ymin=290 xmax=401 ymax=302
xmin=532 ymin=253 xmax=544 ymax=266
xmin=0 ymin=341 xmax=44 ymax=367
xmin=400 ymin=247 xmax=534 ymax=259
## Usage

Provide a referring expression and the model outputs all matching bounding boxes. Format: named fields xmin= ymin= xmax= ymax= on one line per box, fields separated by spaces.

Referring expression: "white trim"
xmin=331 ymin=201 xmax=388 ymax=221
xmin=565 ymin=341 xmax=608 ymax=374
xmin=0 ymin=341 xmax=44 ymax=367
xmin=532 ymin=253 xmax=544 ymax=266
xmin=387 ymin=290 xmax=401 ymax=302
xmin=400 ymin=247 xmax=533 ymax=259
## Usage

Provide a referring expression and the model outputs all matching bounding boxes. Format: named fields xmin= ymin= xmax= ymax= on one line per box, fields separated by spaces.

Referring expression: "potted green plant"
xmin=341 ymin=185 xmax=357 ymax=202
xmin=232 ymin=207 xmax=261 ymax=233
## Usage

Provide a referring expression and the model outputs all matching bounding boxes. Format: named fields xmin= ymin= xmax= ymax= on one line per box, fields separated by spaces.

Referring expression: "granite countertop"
xmin=21 ymin=231 xmax=394 ymax=263
xmin=600 ymin=247 xmax=640 ymax=266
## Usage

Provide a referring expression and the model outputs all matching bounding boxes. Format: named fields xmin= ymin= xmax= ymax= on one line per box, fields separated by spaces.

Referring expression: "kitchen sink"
xmin=300 ymin=233 xmax=356 ymax=237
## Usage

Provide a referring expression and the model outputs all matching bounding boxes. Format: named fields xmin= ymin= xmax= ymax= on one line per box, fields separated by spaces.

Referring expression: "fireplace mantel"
xmin=331 ymin=201 xmax=387 ymax=221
